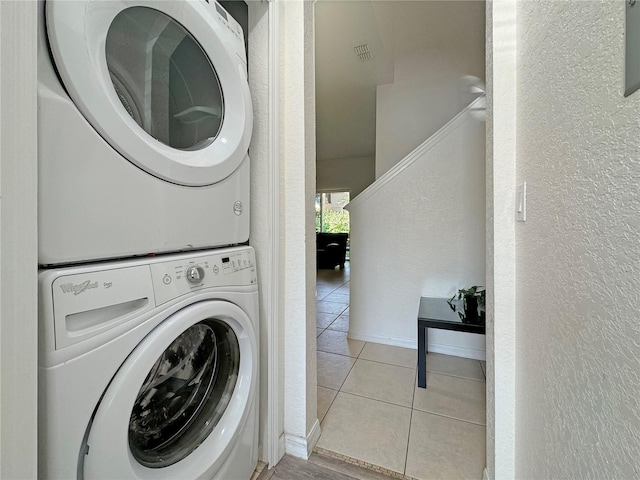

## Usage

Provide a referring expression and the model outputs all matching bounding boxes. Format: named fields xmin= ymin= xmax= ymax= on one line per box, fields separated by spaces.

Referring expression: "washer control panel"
xmin=150 ymin=248 xmax=257 ymax=306
xmin=185 ymin=265 xmax=205 ymax=284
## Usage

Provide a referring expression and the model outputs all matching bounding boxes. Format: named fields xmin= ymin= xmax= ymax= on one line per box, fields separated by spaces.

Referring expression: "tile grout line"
xmin=353 ymin=357 xmax=417 ymax=371
xmin=317 ymin=308 xmax=349 ymax=317
xmin=316 ymin=348 xmax=360 ymax=359
xmin=335 ymin=344 xmax=362 ymax=392
xmin=316 ymin=281 xmax=347 ymax=292
xmin=316 ymin=303 xmax=350 ymax=315
xmin=330 ymin=340 xmax=366 ymax=399
xmin=333 ymin=390 xmax=413 ymax=411
xmin=318 ymin=343 xmax=361 ymax=404
xmin=320 ymin=371 xmax=486 ymax=427
xmin=316 ymin=340 xmax=360 ymax=432
xmin=318 ymin=343 xmax=485 ymax=383
xmin=316 ymin=308 xmax=342 ymax=331
xmin=403 ymin=369 xmax=418 ymax=476
xmin=411 ymin=408 xmax=487 ymax=427
xmin=479 ymin=359 xmax=487 ymax=379
xmin=403 ymin=411 xmax=414 ymax=476
xmin=325 ymin=326 xmax=349 ymax=333
xmin=325 ymin=309 xmax=349 ymax=331
xmin=318 ymin=386 xmax=339 ymax=424
xmin=424 ymin=369 xmax=486 ymax=383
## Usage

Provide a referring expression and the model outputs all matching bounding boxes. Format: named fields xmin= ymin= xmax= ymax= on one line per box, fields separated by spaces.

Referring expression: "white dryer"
xmin=39 ymin=246 xmax=259 ymax=479
xmin=38 ymin=0 xmax=253 ymax=266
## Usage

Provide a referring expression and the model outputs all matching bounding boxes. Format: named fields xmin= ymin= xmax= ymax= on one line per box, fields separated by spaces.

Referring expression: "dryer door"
xmin=46 ymin=0 xmax=252 ymax=187
xmin=82 ymin=300 xmax=258 ymax=479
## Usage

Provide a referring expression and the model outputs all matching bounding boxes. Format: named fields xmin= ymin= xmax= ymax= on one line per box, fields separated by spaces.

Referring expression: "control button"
xmin=213 ymin=265 xmax=219 ymax=274
xmin=185 ymin=265 xmax=205 ymax=285
xmin=162 ymin=274 xmax=172 ymax=285
xmin=233 ymin=201 xmax=243 ymax=216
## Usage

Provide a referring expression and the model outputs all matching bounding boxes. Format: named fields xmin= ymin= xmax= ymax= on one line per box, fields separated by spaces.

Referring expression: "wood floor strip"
xmin=255 ymin=465 xmax=275 ymax=480
xmin=256 ymin=454 xmax=397 ymax=480
xmin=271 ymin=454 xmax=358 ymax=480
xmin=308 ymin=452 xmax=398 ymax=480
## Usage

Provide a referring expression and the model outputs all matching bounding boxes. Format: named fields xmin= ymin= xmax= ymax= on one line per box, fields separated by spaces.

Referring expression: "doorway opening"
xmin=312 ymin=1 xmax=488 ymax=477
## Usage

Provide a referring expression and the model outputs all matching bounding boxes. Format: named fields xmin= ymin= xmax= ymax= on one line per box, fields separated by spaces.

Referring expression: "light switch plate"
xmin=517 ymin=182 xmax=527 ymax=222
xmin=626 ymin=0 xmax=640 ymax=96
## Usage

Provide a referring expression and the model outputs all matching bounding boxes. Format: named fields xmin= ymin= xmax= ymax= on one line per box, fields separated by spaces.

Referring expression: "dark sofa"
xmin=316 ymin=232 xmax=348 ymax=269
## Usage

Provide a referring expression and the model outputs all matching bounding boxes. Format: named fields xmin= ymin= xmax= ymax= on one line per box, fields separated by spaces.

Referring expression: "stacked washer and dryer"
xmin=37 ymin=1 xmax=258 ymax=479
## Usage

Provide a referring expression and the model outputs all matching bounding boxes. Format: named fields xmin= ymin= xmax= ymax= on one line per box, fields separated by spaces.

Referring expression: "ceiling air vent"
xmin=353 ymin=44 xmax=373 ymax=62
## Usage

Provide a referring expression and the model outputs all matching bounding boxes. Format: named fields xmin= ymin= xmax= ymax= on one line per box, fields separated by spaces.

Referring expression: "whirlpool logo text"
xmin=59 ymin=280 xmax=99 ymax=295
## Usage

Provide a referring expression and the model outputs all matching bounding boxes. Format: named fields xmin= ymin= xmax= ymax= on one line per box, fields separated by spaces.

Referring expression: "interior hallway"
xmin=316 ymin=264 xmax=486 ymax=479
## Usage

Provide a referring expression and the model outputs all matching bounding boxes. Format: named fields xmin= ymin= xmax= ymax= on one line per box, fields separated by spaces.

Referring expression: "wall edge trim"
xmin=346 ymin=95 xmax=486 ymax=210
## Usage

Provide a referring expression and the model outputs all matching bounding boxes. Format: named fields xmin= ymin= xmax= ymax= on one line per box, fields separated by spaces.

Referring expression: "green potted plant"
xmin=447 ymin=286 xmax=486 ymax=325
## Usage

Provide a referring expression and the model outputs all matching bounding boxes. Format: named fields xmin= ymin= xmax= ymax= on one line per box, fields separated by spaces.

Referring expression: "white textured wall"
xmin=486 ymin=0 xmax=517 ymax=477
xmin=303 ymin=0 xmax=318 ymax=441
xmin=282 ymin=0 xmax=307 ymax=442
xmin=515 ymin=1 xmax=640 ymax=477
xmin=375 ymin=1 xmax=485 ymax=178
xmin=281 ymin=0 xmax=318 ymax=457
xmin=376 ymin=77 xmax=481 ymax=179
xmin=347 ymin=106 xmax=486 ymax=355
xmin=0 ymin=2 xmax=38 ymax=477
xmin=316 ymin=155 xmax=375 ymax=198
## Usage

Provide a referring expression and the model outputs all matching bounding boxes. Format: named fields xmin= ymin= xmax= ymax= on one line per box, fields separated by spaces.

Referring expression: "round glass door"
xmin=128 ymin=319 xmax=239 ymax=468
xmin=106 ymin=7 xmax=224 ymax=151
xmin=46 ymin=0 xmax=253 ymax=186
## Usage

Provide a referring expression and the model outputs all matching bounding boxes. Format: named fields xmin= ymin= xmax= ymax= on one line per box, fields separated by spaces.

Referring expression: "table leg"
xmin=418 ymin=322 xmax=426 ymax=388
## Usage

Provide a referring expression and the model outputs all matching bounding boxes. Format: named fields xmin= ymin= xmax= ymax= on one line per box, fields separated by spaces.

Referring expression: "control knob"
xmin=185 ymin=265 xmax=205 ymax=284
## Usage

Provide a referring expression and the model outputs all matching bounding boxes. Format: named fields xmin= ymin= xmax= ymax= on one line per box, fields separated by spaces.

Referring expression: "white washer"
xmin=38 ymin=0 xmax=253 ymax=266
xmin=39 ymin=246 xmax=259 ymax=480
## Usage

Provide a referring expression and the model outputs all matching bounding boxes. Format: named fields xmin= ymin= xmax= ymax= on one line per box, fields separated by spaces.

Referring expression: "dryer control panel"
xmin=150 ymin=248 xmax=257 ymax=306
xmin=207 ymin=0 xmax=247 ymax=68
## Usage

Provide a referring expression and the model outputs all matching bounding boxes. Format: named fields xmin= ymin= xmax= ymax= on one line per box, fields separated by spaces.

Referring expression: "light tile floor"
xmin=316 ymin=264 xmax=487 ymax=480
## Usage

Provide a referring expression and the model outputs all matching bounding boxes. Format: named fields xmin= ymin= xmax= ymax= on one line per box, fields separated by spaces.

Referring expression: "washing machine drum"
xmin=46 ymin=0 xmax=253 ymax=187
xmin=83 ymin=301 xmax=257 ymax=478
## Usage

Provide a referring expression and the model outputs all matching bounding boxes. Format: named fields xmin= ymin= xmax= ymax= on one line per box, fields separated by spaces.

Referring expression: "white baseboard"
xmin=348 ymin=332 xmax=486 ymax=361
xmin=284 ymin=434 xmax=307 ymax=459
xmin=284 ymin=420 xmax=321 ymax=460
xmin=348 ymin=331 xmax=415 ymax=349
xmin=307 ymin=419 xmax=321 ymax=453
xmin=428 ymin=343 xmax=486 ymax=361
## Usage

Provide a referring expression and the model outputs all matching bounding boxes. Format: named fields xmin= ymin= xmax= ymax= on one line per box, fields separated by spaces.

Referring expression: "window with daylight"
xmin=315 ymin=192 xmax=350 ymax=234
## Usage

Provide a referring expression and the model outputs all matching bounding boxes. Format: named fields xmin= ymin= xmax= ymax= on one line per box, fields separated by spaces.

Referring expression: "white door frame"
xmin=258 ymin=0 xmax=518 ymax=477
xmin=265 ymin=0 xmax=284 ymax=466
xmin=485 ymin=1 xmax=517 ymax=477
xmin=0 ymin=1 xmax=39 ymax=478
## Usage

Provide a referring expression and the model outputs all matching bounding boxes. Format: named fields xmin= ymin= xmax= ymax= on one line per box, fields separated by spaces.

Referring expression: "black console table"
xmin=417 ymin=296 xmax=485 ymax=388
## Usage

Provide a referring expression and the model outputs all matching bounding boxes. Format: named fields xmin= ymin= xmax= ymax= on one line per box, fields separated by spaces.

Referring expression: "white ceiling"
xmin=314 ymin=0 xmax=486 ymax=162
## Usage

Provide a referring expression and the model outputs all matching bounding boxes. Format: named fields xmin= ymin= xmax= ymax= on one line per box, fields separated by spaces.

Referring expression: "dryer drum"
xmin=128 ymin=319 xmax=240 ymax=468
xmin=109 ymin=72 xmax=141 ymax=124
xmin=105 ymin=6 xmax=225 ymax=151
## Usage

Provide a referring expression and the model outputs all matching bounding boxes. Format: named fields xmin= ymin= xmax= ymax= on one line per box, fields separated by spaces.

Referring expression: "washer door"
xmin=46 ymin=0 xmax=252 ymax=186
xmin=83 ymin=301 xmax=257 ymax=479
